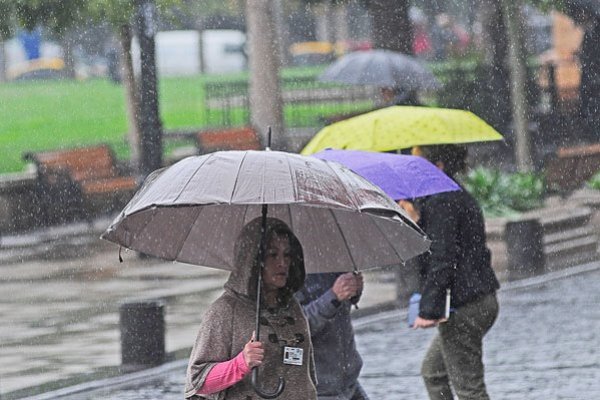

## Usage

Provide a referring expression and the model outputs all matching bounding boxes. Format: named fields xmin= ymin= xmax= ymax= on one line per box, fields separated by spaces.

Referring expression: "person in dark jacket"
xmin=411 ymin=144 xmax=500 ymax=400
xmin=295 ymin=272 xmax=368 ymax=400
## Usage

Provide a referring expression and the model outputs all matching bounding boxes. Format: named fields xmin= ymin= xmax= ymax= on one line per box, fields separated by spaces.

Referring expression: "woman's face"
xmin=262 ymin=234 xmax=292 ymax=291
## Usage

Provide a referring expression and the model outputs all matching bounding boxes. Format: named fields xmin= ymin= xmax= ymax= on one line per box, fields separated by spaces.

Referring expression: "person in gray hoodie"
xmin=186 ymin=217 xmax=317 ymax=400
xmin=295 ymin=272 xmax=368 ymax=400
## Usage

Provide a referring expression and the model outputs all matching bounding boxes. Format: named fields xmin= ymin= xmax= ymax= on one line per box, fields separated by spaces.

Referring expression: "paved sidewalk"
xmin=22 ymin=262 xmax=600 ymax=400
xmin=0 ymin=228 xmax=397 ymax=398
xmin=1 ymin=208 xmax=598 ymax=399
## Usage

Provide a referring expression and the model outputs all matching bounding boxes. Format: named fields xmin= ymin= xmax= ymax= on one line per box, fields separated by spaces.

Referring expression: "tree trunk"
xmin=368 ymin=0 xmax=413 ymax=54
xmin=118 ymin=24 xmax=142 ymax=173
xmin=500 ymin=0 xmax=533 ymax=172
xmin=60 ymin=30 xmax=77 ymax=79
xmin=333 ymin=3 xmax=350 ymax=44
xmin=135 ymin=0 xmax=163 ymax=177
xmin=314 ymin=2 xmax=334 ymax=43
xmin=273 ymin=0 xmax=289 ymax=67
xmin=245 ymin=0 xmax=285 ymax=150
xmin=194 ymin=16 xmax=205 ymax=74
xmin=478 ymin=0 xmax=511 ymax=132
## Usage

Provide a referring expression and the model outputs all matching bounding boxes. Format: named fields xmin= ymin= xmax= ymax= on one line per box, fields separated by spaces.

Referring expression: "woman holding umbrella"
xmin=185 ymin=217 xmax=317 ymax=400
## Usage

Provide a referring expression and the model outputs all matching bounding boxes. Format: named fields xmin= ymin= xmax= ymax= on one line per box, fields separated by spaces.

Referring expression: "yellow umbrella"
xmin=301 ymin=106 xmax=504 ymax=155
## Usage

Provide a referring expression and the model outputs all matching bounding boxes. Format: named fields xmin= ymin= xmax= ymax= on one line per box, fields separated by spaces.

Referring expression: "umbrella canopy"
xmin=312 ymin=149 xmax=461 ymax=200
xmin=319 ymin=49 xmax=440 ymax=91
xmin=101 ymin=149 xmax=432 ymax=399
xmin=102 ymin=150 xmax=430 ymax=274
xmin=301 ymin=106 xmax=504 ymax=154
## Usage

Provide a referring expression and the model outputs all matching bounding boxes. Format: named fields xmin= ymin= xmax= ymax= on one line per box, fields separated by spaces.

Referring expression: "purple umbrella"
xmin=313 ymin=149 xmax=461 ymax=200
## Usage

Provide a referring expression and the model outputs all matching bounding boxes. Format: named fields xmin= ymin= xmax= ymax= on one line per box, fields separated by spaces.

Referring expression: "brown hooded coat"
xmin=185 ymin=217 xmax=317 ymax=400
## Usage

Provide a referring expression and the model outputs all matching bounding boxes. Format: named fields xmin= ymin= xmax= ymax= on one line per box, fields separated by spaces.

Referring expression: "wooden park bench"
xmin=544 ymin=143 xmax=600 ymax=192
xmin=163 ymin=127 xmax=262 ymax=165
xmin=23 ymin=144 xmax=138 ymax=222
xmin=196 ymin=127 xmax=262 ymax=154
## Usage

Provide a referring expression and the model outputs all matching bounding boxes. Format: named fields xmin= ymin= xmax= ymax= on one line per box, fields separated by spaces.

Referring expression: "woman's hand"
xmin=332 ymin=272 xmax=363 ymax=301
xmin=412 ymin=316 xmax=445 ymax=329
xmin=243 ymin=332 xmax=264 ymax=368
xmin=398 ymin=200 xmax=420 ymax=223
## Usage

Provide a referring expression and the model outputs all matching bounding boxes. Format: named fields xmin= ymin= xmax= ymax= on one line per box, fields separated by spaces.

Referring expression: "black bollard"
xmin=505 ymin=219 xmax=545 ymax=280
xmin=119 ymin=299 xmax=165 ymax=370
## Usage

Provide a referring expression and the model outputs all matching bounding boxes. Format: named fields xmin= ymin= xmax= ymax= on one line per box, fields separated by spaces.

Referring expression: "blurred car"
xmin=289 ymin=41 xmax=336 ymax=66
xmin=8 ymin=57 xmax=66 ymax=81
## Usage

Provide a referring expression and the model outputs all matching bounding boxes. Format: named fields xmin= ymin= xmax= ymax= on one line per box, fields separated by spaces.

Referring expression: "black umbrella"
xmin=319 ymin=49 xmax=441 ymax=91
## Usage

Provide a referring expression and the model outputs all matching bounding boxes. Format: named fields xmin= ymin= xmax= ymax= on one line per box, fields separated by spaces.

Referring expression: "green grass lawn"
xmin=0 ymin=76 xmax=209 ymax=173
xmin=0 ymin=61 xmax=488 ymax=174
xmin=0 ymin=68 xmax=375 ymax=174
xmin=0 ymin=67 xmax=343 ymax=174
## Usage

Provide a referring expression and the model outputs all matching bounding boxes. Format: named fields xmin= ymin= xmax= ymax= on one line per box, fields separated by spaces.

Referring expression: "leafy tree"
xmin=87 ymin=0 xmax=181 ymax=174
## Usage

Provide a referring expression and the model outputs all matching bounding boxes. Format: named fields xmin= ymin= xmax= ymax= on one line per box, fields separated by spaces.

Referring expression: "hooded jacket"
xmin=295 ymin=273 xmax=363 ymax=399
xmin=185 ymin=217 xmax=317 ymax=400
xmin=416 ymin=189 xmax=500 ymax=319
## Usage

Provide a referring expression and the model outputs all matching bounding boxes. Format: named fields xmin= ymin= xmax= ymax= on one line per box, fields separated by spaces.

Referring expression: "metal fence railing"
xmin=201 ymin=63 xmax=562 ymax=135
xmin=202 ymin=75 xmax=379 ymax=129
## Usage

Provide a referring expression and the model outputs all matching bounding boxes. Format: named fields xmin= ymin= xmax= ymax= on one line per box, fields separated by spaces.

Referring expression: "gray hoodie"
xmin=185 ymin=217 xmax=317 ymax=400
xmin=295 ymin=273 xmax=363 ymax=399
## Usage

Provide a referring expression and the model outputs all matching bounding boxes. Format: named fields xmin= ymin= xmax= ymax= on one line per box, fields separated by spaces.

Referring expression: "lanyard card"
xmin=282 ymin=346 xmax=303 ymax=366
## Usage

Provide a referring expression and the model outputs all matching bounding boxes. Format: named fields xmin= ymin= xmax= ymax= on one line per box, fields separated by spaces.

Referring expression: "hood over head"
xmin=224 ymin=216 xmax=305 ymax=307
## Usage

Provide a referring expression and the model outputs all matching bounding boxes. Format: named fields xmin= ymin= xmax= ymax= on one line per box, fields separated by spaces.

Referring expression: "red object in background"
xmin=413 ymin=27 xmax=432 ymax=56
xmin=338 ymin=40 xmax=373 ymax=53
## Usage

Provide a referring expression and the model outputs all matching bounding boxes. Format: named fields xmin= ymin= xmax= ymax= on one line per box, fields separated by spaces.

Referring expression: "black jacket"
xmin=416 ymin=189 xmax=500 ymax=319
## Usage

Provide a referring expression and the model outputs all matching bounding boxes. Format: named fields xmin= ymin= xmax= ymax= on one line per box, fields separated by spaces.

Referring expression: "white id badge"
xmin=282 ymin=346 xmax=303 ymax=366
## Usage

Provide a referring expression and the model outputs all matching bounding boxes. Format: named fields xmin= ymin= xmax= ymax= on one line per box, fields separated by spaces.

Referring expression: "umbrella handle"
xmin=251 ymin=203 xmax=285 ymax=398
xmin=251 ymin=368 xmax=285 ymax=399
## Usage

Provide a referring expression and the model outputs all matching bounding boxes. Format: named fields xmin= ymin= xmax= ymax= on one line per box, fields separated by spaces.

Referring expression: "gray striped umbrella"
xmin=101 ymin=149 xmax=430 ymax=398
xmin=102 ymin=150 xmax=429 ymax=273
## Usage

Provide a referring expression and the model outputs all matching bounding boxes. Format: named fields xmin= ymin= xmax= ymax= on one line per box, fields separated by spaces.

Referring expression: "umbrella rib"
xmin=286 ymin=155 xmax=299 ymax=202
xmin=172 ymin=206 xmax=204 ymax=260
xmin=173 ymin=154 xmax=212 ymax=203
xmin=329 ymin=209 xmax=358 ymax=270
xmin=325 ymin=162 xmax=360 ymax=211
xmin=287 ymin=204 xmax=294 ymax=234
xmin=127 ymin=207 xmax=170 ymax=258
xmin=229 ymin=151 xmax=249 ymax=203
xmin=369 ymin=216 xmax=408 ymax=264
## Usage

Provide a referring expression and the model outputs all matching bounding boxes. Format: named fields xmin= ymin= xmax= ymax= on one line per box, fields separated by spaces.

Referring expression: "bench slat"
xmin=23 ymin=144 xmax=138 ymax=218
xmin=197 ymin=127 xmax=261 ymax=154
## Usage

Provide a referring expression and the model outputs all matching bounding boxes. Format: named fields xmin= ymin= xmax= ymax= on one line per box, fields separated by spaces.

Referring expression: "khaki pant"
xmin=421 ymin=293 xmax=499 ymax=400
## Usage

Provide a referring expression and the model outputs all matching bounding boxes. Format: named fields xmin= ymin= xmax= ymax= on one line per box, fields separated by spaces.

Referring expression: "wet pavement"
xmin=0 ymin=229 xmax=397 ymax=399
xmin=25 ymin=264 xmax=600 ymax=400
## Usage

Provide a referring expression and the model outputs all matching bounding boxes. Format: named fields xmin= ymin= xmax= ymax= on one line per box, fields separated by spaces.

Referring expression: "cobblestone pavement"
xmin=58 ymin=266 xmax=600 ymax=400
xmin=0 ymin=241 xmax=227 ymax=396
xmin=356 ymin=267 xmax=600 ymax=399
xmin=0 ymin=238 xmax=396 ymax=398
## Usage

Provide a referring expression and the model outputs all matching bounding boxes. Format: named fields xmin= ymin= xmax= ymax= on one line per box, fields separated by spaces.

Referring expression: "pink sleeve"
xmin=196 ymin=351 xmax=251 ymax=395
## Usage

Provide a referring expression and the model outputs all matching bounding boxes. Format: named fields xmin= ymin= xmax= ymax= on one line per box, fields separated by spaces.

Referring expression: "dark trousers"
xmin=350 ymin=382 xmax=369 ymax=400
xmin=421 ymin=293 xmax=499 ymax=400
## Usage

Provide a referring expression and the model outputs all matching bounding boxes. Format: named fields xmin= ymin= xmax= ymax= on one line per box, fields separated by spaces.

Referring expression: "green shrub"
xmin=461 ymin=167 xmax=544 ymax=218
xmin=587 ymin=171 xmax=600 ymax=190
